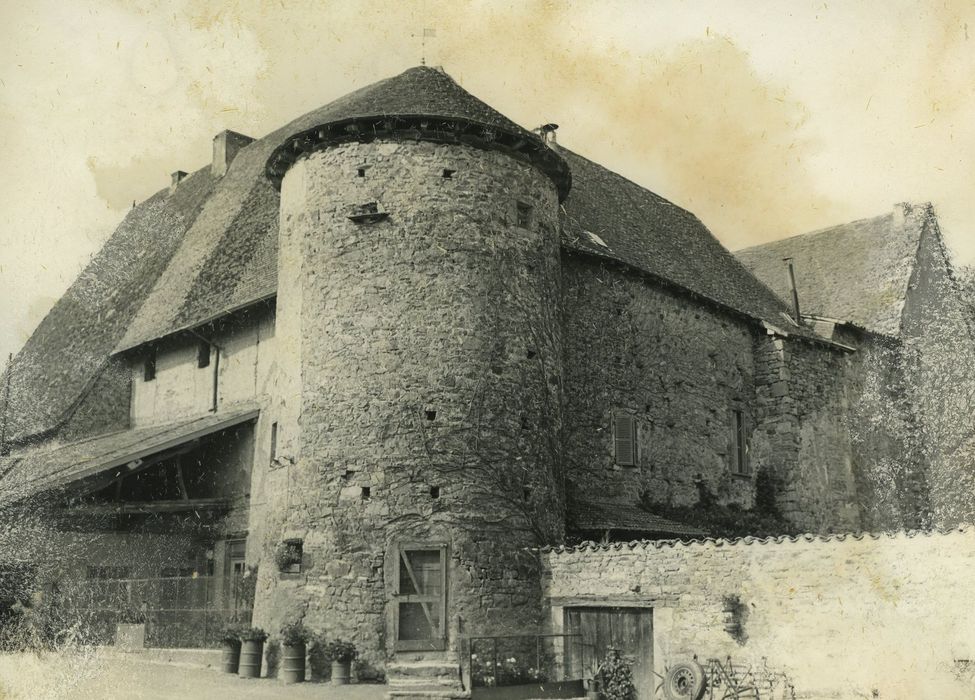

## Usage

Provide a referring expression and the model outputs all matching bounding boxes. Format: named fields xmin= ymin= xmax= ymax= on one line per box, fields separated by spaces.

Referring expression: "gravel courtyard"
xmin=0 ymin=648 xmax=388 ymax=700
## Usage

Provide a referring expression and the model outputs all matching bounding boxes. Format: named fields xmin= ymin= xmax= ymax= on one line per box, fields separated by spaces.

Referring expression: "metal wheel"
xmin=662 ymin=659 xmax=707 ymax=700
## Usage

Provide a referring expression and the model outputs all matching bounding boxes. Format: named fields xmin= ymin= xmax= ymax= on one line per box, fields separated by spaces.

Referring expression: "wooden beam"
xmin=174 ymin=455 xmax=189 ymax=500
xmin=66 ymin=498 xmax=230 ymax=515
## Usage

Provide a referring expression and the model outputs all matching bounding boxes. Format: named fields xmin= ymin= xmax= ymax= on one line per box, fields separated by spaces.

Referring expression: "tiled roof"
xmin=541 ymin=523 xmax=974 ymax=554
xmin=558 ymin=147 xmax=807 ymax=333
xmin=567 ymin=499 xmax=706 ymax=537
xmin=0 ymin=405 xmax=258 ymax=503
xmin=736 ymin=203 xmax=931 ymax=336
xmin=2 ymin=168 xmax=215 ymax=443
xmin=8 ymin=66 xmax=830 ymax=443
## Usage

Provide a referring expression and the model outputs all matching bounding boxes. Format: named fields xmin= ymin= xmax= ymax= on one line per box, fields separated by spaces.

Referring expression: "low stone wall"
xmin=541 ymin=527 xmax=975 ymax=699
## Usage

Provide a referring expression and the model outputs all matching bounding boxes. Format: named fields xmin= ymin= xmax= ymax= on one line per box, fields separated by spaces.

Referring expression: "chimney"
xmin=784 ymin=257 xmax=801 ymax=324
xmin=212 ymin=130 xmax=255 ymax=177
xmin=170 ymin=171 xmax=188 ymax=193
xmin=533 ymin=123 xmax=559 ymax=146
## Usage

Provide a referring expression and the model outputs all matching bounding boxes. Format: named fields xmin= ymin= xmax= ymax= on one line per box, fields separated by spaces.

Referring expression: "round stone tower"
xmin=257 ymin=67 xmax=571 ymax=675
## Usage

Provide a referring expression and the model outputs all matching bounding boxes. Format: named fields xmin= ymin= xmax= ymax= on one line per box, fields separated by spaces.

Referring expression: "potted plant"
xmin=307 ymin=632 xmax=330 ymax=682
xmin=279 ymin=622 xmax=311 ymax=683
xmin=323 ymin=639 xmax=357 ymax=685
xmin=274 ymin=540 xmax=302 ymax=574
xmin=219 ymin=625 xmax=243 ymax=674
xmin=595 ymin=649 xmax=636 ymax=700
xmin=238 ymin=627 xmax=268 ymax=679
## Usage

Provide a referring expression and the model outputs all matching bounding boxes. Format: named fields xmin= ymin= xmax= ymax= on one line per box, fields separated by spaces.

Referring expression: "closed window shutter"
xmin=614 ymin=415 xmax=636 ymax=466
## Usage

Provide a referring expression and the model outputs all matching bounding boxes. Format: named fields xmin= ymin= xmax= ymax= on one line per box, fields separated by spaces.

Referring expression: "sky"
xmin=1 ymin=0 xmax=974 ymax=363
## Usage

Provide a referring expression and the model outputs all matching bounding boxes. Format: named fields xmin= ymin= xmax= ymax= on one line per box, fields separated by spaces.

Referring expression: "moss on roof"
xmin=7 ymin=66 xmax=832 ymax=443
xmin=2 ymin=168 xmax=215 ymax=443
xmin=736 ymin=204 xmax=929 ymax=336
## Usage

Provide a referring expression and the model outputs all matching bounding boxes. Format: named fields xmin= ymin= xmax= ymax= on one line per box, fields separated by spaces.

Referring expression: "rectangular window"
xmin=732 ymin=409 xmax=750 ymax=475
xmin=270 ymin=422 xmax=279 ymax=461
xmin=613 ymin=414 xmax=637 ymax=467
xmin=197 ymin=339 xmax=211 ymax=368
xmin=516 ymin=201 xmax=532 ymax=227
xmin=143 ymin=347 xmax=157 ymax=382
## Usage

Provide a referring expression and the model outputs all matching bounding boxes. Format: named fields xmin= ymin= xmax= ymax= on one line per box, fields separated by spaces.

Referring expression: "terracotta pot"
xmin=331 ymin=659 xmax=352 ymax=685
xmin=239 ymin=639 xmax=264 ymax=678
xmin=221 ymin=640 xmax=241 ymax=673
xmin=281 ymin=642 xmax=306 ymax=683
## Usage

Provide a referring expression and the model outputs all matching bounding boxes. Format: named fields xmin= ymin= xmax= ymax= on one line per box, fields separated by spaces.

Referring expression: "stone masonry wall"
xmin=754 ymin=333 xmax=859 ymax=532
xmin=901 ymin=215 xmax=975 ymax=527
xmin=560 ymin=258 xmax=762 ymax=510
xmin=258 ymin=139 xmax=565 ymax=674
xmin=542 ymin=528 xmax=975 ymax=699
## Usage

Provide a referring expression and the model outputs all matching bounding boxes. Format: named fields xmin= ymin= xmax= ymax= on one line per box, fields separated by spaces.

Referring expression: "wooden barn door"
xmin=565 ymin=607 xmax=653 ymax=700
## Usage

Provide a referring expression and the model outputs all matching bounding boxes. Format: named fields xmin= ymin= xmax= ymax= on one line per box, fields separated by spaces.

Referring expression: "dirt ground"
xmin=0 ymin=648 xmax=389 ymax=700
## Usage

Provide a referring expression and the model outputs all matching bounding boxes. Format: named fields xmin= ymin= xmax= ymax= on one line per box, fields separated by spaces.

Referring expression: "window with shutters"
xmin=613 ymin=414 xmax=638 ymax=467
xmin=731 ymin=409 xmax=750 ymax=475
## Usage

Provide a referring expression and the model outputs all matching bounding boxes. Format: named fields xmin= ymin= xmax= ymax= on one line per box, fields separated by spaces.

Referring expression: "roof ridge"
xmin=540 ymin=523 xmax=975 ymax=555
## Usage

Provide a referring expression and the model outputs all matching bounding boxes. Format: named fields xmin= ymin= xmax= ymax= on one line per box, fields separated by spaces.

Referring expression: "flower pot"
xmin=281 ymin=642 xmax=306 ymax=683
xmin=239 ymin=639 xmax=264 ymax=679
xmin=331 ymin=659 xmax=352 ymax=685
xmin=221 ymin=640 xmax=242 ymax=674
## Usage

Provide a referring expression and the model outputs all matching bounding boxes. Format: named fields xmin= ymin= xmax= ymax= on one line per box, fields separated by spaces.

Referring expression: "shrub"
xmin=322 ymin=639 xmax=357 ymax=662
xmin=219 ymin=625 xmax=243 ymax=645
xmin=274 ymin=540 xmax=302 ymax=572
xmin=596 ymin=650 xmax=636 ymax=700
xmin=280 ymin=622 xmax=311 ymax=646
xmin=239 ymin=627 xmax=269 ymax=642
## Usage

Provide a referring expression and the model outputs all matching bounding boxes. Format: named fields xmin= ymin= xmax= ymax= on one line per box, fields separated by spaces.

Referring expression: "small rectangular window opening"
xmin=143 ymin=347 xmax=157 ymax=382
xmin=429 ymin=485 xmax=441 ymax=499
xmin=732 ymin=409 xmax=750 ymax=476
xmin=361 ymin=486 xmax=371 ymax=500
xmin=357 ymin=167 xmax=367 ymax=178
xmin=425 ymin=409 xmax=437 ymax=421
xmin=614 ymin=414 xmax=637 ymax=467
xmin=516 ymin=201 xmax=532 ymax=227
xmin=197 ymin=339 xmax=211 ymax=368
xmin=270 ymin=422 xmax=279 ymax=460
xmin=442 ymin=169 xmax=455 ymax=179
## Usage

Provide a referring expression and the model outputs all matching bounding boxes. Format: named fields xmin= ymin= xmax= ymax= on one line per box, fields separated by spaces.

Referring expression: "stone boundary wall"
xmin=541 ymin=527 xmax=975 ymax=699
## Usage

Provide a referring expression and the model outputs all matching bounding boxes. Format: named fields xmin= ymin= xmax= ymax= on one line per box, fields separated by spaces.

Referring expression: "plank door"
xmin=565 ymin=607 xmax=653 ymax=700
xmin=393 ymin=546 xmax=447 ymax=651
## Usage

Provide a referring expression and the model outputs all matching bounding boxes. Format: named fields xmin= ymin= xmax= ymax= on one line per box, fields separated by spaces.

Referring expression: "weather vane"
xmin=421 ymin=27 xmax=435 ymax=66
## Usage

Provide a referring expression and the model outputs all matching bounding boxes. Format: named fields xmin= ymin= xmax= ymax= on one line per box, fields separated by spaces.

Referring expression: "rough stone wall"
xmin=258 ymin=139 xmax=565 ymax=673
xmin=560 ymin=257 xmax=761 ymax=510
xmin=900 ymin=217 xmax=975 ymax=527
xmin=837 ymin=328 xmax=926 ymax=530
xmin=754 ymin=333 xmax=859 ymax=532
xmin=541 ymin=528 xmax=975 ymax=699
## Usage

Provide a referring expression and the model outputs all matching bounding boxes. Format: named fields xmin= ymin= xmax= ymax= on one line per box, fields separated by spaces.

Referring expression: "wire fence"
xmin=53 ymin=575 xmax=254 ymax=648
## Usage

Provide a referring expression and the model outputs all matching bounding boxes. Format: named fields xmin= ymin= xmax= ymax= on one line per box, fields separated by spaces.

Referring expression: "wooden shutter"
xmin=614 ymin=414 xmax=636 ymax=466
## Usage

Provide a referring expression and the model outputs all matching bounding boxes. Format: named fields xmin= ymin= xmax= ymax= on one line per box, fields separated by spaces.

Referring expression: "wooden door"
xmin=565 ymin=607 xmax=653 ymax=700
xmin=394 ymin=546 xmax=447 ymax=651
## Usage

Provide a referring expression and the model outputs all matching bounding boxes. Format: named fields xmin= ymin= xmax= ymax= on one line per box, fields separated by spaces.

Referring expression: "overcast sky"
xmin=2 ymin=0 xmax=974 ymax=364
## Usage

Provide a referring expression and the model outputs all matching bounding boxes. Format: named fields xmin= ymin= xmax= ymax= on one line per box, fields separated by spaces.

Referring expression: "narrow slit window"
xmin=516 ymin=201 xmax=532 ymax=227
xmin=197 ymin=339 xmax=211 ymax=368
xmin=270 ymin=422 xmax=279 ymax=461
xmin=143 ymin=347 xmax=157 ymax=382
xmin=613 ymin=414 xmax=637 ymax=466
xmin=732 ymin=409 xmax=750 ymax=476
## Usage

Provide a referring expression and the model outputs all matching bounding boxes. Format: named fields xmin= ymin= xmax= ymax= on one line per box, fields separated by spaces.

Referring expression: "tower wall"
xmin=257 ymin=139 xmax=565 ymax=673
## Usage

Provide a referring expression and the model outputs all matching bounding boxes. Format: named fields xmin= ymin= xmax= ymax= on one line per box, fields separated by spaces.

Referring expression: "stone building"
xmin=0 ymin=66 xmax=972 ymax=687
